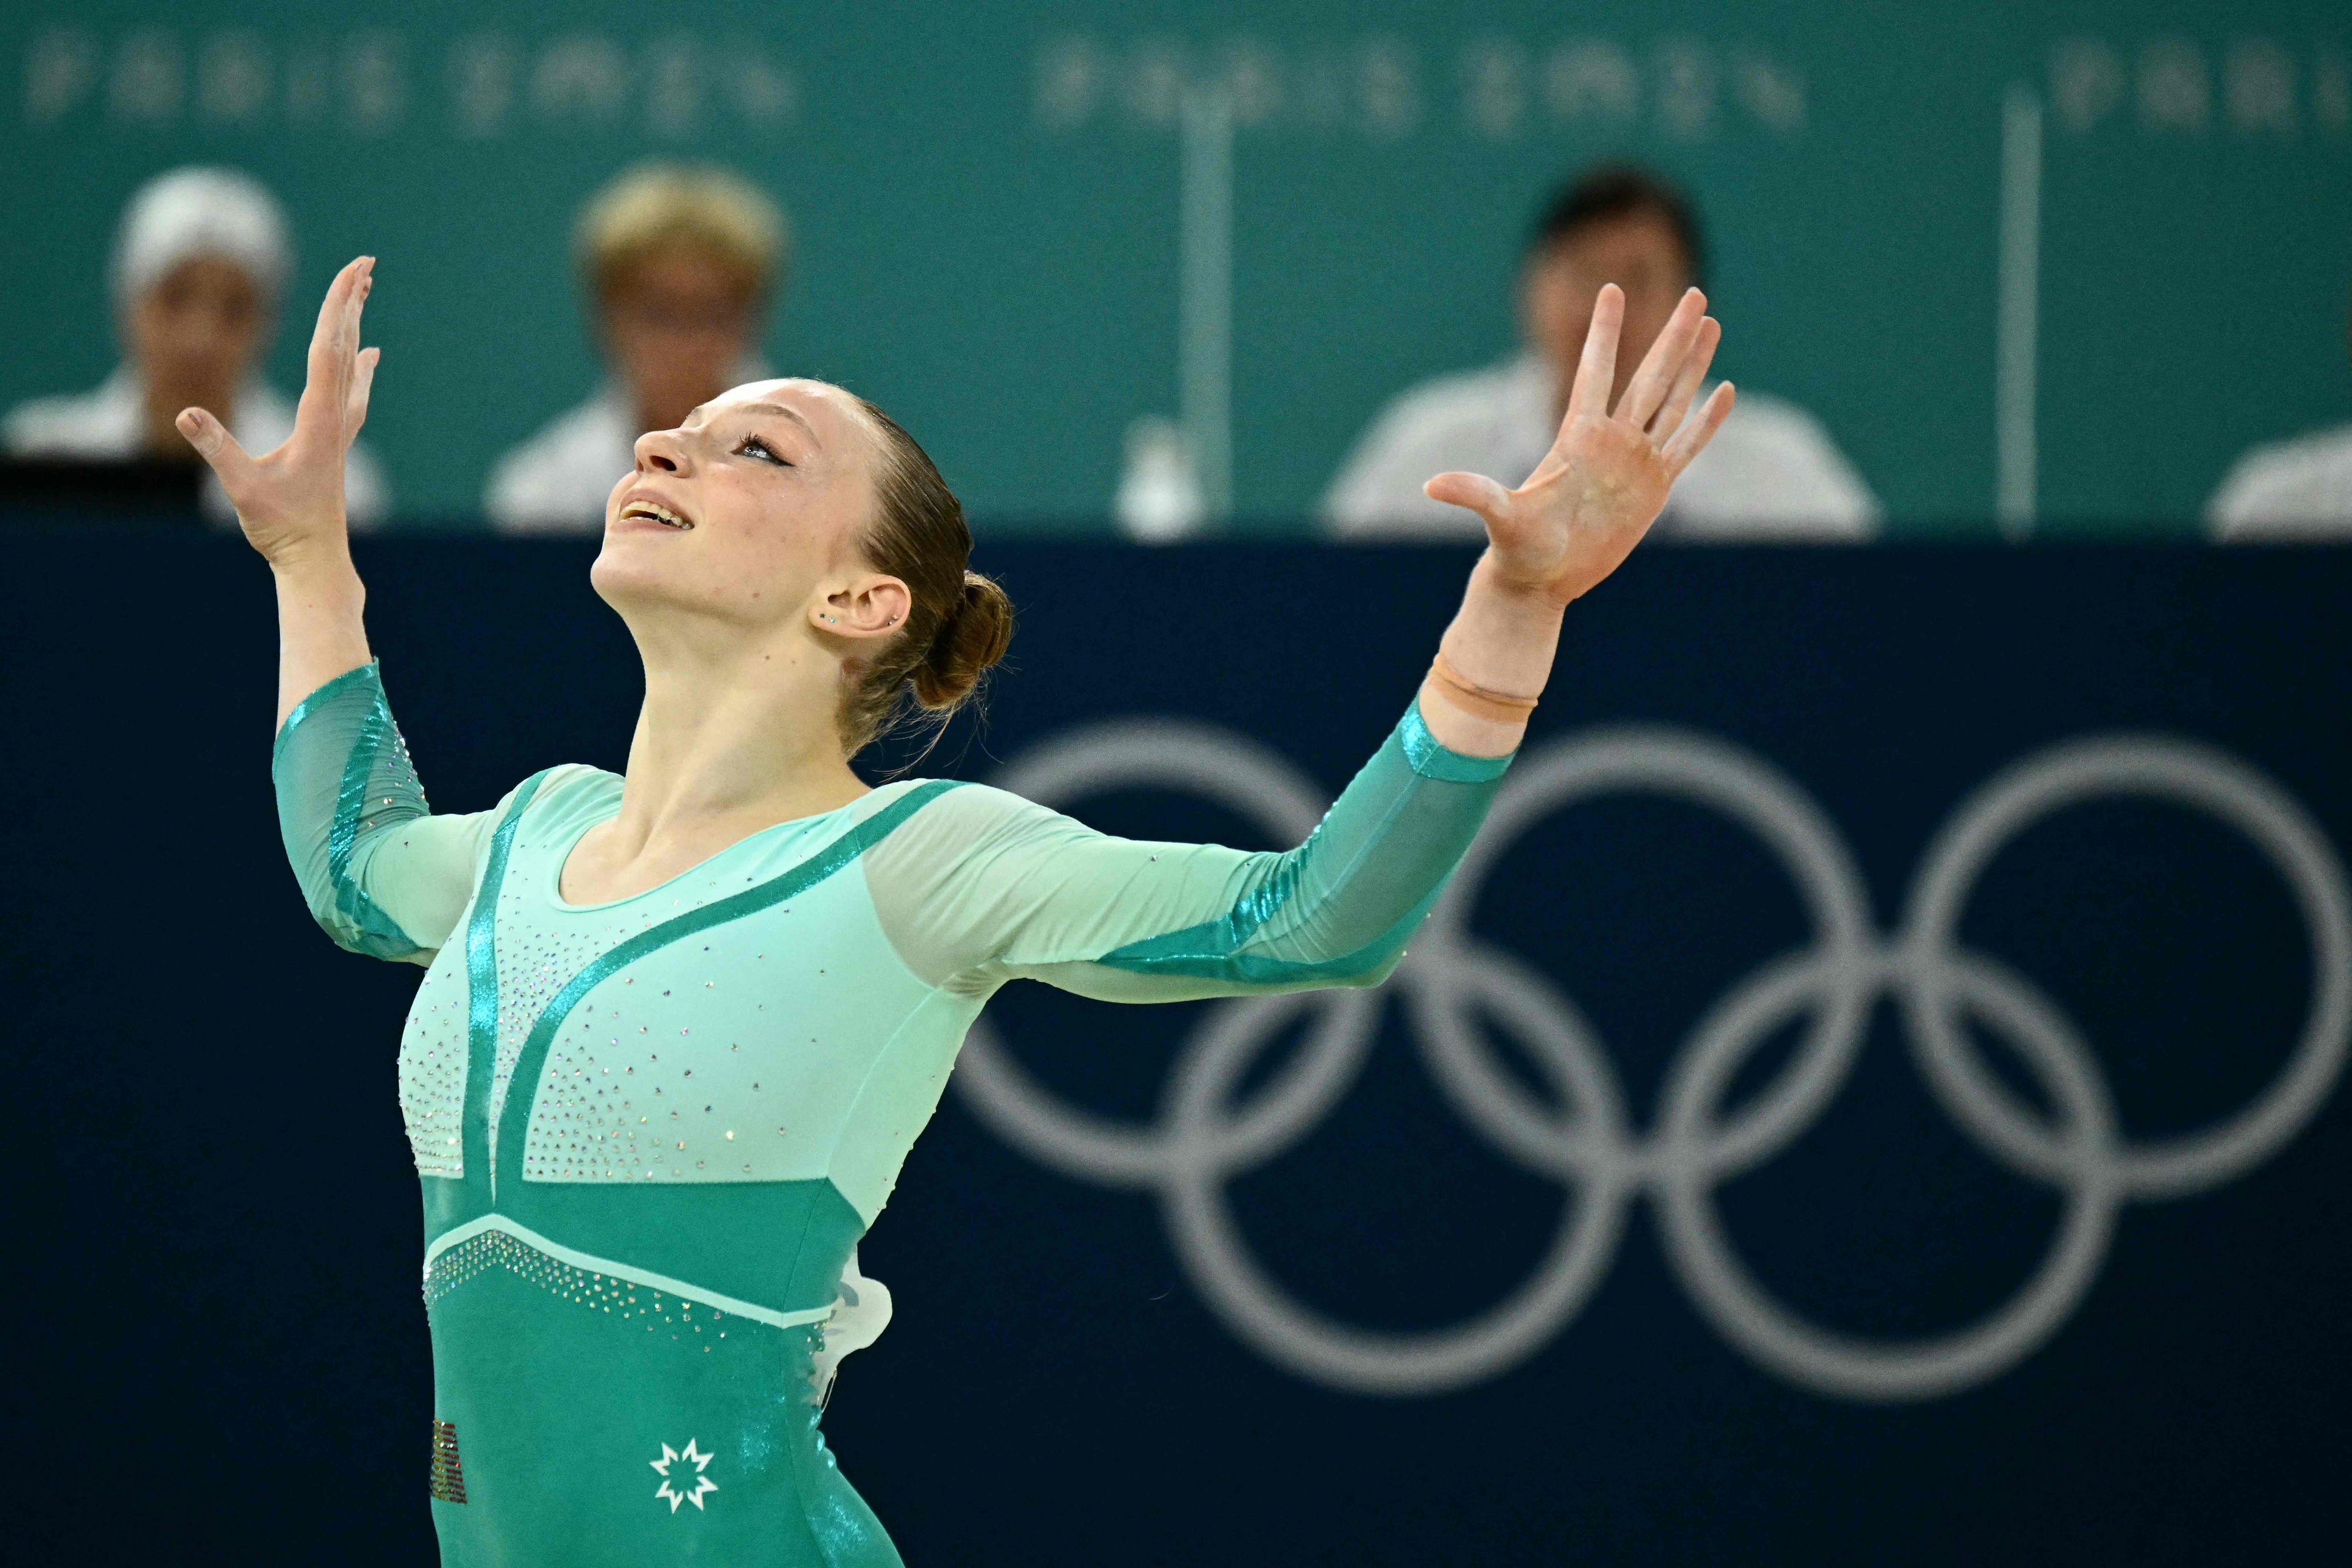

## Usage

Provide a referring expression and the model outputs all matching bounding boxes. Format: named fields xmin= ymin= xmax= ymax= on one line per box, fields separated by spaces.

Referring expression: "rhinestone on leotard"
xmin=423 ymin=1228 xmax=750 ymax=1350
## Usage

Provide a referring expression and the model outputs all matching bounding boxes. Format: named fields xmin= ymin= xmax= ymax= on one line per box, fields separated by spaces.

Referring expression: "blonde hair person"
xmin=180 ymin=256 xmax=1732 ymax=1563
xmin=486 ymin=165 xmax=789 ymax=533
xmin=3 ymin=166 xmax=387 ymax=525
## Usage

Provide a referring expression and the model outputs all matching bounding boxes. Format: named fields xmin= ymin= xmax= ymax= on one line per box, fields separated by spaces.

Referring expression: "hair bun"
xmin=910 ymin=570 xmax=1014 ymax=710
xmin=837 ymin=396 xmax=1014 ymax=757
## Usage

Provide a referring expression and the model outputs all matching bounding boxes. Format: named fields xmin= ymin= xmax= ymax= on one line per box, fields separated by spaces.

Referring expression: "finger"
xmin=1423 ymin=470 xmax=1516 ymax=531
xmin=296 ymin=256 xmax=372 ymax=442
xmin=344 ymin=346 xmax=380 ymax=444
xmin=294 ymin=262 xmax=359 ymax=439
xmin=300 ymin=258 xmax=362 ymax=390
xmin=1562 ymin=284 xmax=1623 ymax=423
xmin=348 ymin=257 xmax=373 ymax=345
xmin=1616 ymin=287 xmax=1707 ymax=429
xmin=1661 ymin=382 xmax=1737 ymax=474
xmin=1647 ymin=315 xmax=1720 ymax=441
xmin=175 ymin=406 xmax=262 ymax=500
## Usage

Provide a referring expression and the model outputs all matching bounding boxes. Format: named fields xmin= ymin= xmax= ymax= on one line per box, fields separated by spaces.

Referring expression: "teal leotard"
xmin=274 ymin=663 xmax=1509 ymax=1564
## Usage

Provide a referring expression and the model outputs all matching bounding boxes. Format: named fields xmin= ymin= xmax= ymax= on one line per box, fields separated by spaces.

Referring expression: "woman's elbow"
xmin=308 ymin=882 xmax=429 ymax=963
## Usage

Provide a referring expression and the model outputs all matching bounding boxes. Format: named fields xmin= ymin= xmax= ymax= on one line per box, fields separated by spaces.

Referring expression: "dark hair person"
xmin=181 ymin=256 xmax=1731 ymax=1563
xmin=1327 ymin=161 xmax=1875 ymax=541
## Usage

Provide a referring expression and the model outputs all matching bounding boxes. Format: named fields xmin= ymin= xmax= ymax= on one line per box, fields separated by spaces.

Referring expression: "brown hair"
xmin=837 ymin=398 xmax=1014 ymax=756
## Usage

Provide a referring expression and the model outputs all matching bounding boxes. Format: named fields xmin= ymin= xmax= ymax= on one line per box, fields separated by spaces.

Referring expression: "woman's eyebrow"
xmin=680 ymin=400 xmax=823 ymax=446
xmin=732 ymin=402 xmax=822 ymax=444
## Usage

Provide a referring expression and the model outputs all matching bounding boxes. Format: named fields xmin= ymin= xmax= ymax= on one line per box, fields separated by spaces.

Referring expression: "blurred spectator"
xmin=4 ymin=167 xmax=387 ymax=524
xmin=486 ymin=165 xmax=786 ymax=533
xmin=1324 ymin=165 xmax=1876 ymax=541
xmin=2207 ymin=295 xmax=2352 ymax=540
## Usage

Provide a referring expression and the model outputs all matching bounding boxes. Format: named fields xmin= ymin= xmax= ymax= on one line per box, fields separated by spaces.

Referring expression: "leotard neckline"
xmin=544 ymin=777 xmax=926 ymax=913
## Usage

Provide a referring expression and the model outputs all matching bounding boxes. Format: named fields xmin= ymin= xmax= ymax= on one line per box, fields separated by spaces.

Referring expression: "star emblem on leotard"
xmin=650 ymin=1437 xmax=719 ymax=1512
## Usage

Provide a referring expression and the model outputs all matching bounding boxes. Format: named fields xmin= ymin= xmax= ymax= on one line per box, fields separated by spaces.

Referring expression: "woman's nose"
xmin=633 ymin=425 xmax=688 ymax=473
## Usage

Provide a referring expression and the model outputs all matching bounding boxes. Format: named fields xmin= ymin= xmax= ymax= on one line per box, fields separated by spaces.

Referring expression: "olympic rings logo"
xmin=953 ymin=721 xmax=2352 ymax=1401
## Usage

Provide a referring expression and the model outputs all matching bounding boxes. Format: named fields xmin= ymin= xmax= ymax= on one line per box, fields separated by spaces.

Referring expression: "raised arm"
xmin=182 ymin=258 xmax=491 ymax=961
xmin=866 ymin=708 xmax=1511 ymax=1002
xmin=1414 ymin=282 xmax=1732 ymax=758
xmin=873 ymin=286 xmax=1733 ymax=1001
xmin=181 ymin=256 xmax=381 ymax=726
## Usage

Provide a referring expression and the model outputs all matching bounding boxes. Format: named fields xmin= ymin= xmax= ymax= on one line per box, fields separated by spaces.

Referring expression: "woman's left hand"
xmin=1425 ymin=283 xmax=1733 ymax=607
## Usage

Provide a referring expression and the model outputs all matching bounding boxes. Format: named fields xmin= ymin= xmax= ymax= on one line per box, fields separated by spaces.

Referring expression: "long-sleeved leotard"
xmin=275 ymin=662 xmax=1512 ymax=1566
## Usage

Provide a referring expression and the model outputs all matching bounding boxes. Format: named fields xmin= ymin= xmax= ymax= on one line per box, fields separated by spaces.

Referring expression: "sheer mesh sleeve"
xmin=864 ymin=699 xmax=1511 ymax=1002
xmin=271 ymin=663 xmax=499 ymax=964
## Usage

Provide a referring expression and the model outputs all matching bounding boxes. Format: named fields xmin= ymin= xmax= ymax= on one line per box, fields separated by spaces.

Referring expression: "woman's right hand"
xmin=177 ymin=256 xmax=380 ymax=571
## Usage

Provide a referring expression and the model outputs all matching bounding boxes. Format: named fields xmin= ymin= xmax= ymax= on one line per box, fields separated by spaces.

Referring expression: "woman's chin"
xmin=589 ymin=540 xmax=686 ymax=608
xmin=590 ymin=547 xmax=759 ymax=627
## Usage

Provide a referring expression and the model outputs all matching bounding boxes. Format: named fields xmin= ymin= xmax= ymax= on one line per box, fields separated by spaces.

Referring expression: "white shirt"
xmin=2207 ymin=424 xmax=2352 ymax=541
xmin=4 ymin=365 xmax=388 ymax=526
xmin=1323 ymin=353 xmax=1879 ymax=541
xmin=483 ymin=383 xmax=637 ymax=535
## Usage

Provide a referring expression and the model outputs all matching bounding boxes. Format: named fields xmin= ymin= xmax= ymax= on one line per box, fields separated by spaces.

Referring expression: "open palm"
xmin=1425 ymin=283 xmax=1734 ymax=607
xmin=177 ymin=255 xmax=380 ymax=566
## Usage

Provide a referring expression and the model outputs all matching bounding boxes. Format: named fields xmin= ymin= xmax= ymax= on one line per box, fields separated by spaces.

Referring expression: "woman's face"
xmin=128 ymin=256 xmax=269 ymax=414
xmin=1521 ymin=212 xmax=1692 ymax=417
xmin=590 ymin=379 xmax=887 ymax=639
xmin=598 ymin=243 xmax=763 ymax=435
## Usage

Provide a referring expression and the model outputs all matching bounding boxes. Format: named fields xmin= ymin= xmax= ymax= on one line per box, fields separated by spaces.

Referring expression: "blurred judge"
xmin=4 ymin=166 xmax=387 ymax=523
xmin=2207 ymin=293 xmax=2352 ymax=540
xmin=486 ymin=165 xmax=786 ymax=533
xmin=1325 ymin=165 xmax=1875 ymax=541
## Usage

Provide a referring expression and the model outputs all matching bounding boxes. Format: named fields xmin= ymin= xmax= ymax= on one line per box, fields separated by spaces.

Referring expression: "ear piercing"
xmin=822 ymin=614 xmax=837 ymax=624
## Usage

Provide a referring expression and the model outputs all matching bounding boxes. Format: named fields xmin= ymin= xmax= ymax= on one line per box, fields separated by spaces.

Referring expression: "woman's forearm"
xmin=1416 ymin=550 xmax=1566 ymax=757
xmin=272 ymin=545 xmax=373 ymax=730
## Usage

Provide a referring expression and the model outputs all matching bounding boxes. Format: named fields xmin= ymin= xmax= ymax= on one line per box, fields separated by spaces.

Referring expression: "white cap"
xmin=111 ymin=166 xmax=292 ymax=307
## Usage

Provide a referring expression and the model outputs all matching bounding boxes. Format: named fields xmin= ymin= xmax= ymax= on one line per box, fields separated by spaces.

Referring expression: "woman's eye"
xmin=737 ymin=436 xmax=790 ymax=466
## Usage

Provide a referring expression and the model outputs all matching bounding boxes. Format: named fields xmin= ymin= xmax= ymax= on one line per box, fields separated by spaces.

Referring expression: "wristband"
xmin=1426 ymin=651 xmax=1539 ymax=726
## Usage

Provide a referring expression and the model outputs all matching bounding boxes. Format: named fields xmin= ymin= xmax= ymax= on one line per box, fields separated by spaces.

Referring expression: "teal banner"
xmin=4 ymin=4 xmax=2347 ymax=531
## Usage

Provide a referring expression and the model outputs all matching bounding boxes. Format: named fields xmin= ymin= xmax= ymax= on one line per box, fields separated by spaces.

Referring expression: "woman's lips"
xmin=617 ymin=498 xmax=694 ymax=530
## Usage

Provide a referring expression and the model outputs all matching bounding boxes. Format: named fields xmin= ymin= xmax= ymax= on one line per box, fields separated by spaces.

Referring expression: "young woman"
xmin=182 ymin=257 xmax=1730 ymax=1564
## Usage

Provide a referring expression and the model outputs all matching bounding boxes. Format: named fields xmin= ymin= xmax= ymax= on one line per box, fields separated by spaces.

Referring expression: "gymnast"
xmin=181 ymin=255 xmax=1731 ymax=1563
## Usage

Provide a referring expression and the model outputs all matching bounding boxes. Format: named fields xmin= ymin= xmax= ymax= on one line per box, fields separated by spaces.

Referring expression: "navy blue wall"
xmin=4 ymin=531 xmax=2347 ymax=1562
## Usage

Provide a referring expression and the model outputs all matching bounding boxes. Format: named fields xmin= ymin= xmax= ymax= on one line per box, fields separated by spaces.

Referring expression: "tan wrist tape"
xmin=1426 ymin=651 xmax=1539 ymax=725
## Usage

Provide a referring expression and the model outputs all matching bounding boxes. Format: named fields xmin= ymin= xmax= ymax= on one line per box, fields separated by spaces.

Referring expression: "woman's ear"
xmin=812 ymin=574 xmax=912 ymax=640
